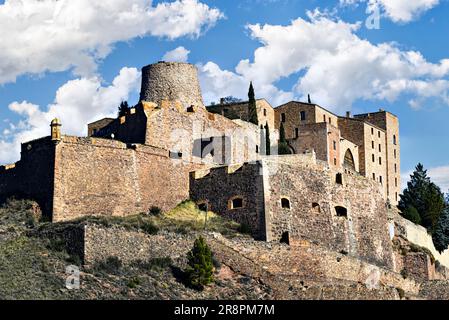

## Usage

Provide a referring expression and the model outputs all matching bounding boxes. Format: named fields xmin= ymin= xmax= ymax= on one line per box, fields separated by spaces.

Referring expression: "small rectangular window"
xmin=333 ymin=141 xmax=337 ymax=150
xmin=281 ymin=113 xmax=286 ymax=122
xmin=394 ymin=149 xmax=397 ymax=159
xmin=371 ymin=128 xmax=374 ymax=135
xmin=334 ymin=158 xmax=337 ymax=165
xmin=373 ymin=173 xmax=376 ymax=180
xmin=378 ymin=131 xmax=381 ymax=138
xmin=372 ymin=141 xmax=374 ymax=149
xmin=295 ymin=128 xmax=299 ymax=138
xmin=379 ymin=144 xmax=381 ymax=152
xmin=372 ymin=154 xmax=375 ymax=162
xmin=300 ymin=111 xmax=306 ymax=121
xmin=379 ymin=157 xmax=382 ymax=165
xmin=323 ymin=115 xmax=326 ymax=122
xmin=395 ymin=178 xmax=398 ymax=187
xmin=395 ymin=164 xmax=397 ymax=173
xmin=380 ymin=176 xmax=383 ymax=184
xmin=329 ymin=118 xmax=332 ymax=124
xmin=263 ymin=109 xmax=267 ymax=116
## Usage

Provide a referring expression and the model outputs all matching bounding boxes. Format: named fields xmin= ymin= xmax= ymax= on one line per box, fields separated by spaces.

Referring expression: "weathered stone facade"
xmin=190 ymin=154 xmax=394 ymax=269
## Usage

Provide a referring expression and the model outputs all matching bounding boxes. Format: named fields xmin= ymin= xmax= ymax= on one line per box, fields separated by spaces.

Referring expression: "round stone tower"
xmin=139 ymin=61 xmax=204 ymax=108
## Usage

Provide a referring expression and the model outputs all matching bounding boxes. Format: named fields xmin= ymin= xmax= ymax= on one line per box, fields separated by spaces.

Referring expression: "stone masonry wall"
xmin=262 ymin=155 xmax=394 ymax=269
xmin=52 ymin=136 xmax=200 ymax=222
xmin=189 ymin=162 xmax=266 ymax=239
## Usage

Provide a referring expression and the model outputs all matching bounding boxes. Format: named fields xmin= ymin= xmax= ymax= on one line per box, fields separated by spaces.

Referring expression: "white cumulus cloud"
xmin=341 ymin=0 xmax=440 ymax=23
xmin=0 ymin=67 xmax=141 ymax=164
xmin=162 ymin=46 xmax=191 ymax=62
xmin=0 ymin=0 xmax=224 ymax=84
xmin=199 ymin=14 xmax=449 ymax=113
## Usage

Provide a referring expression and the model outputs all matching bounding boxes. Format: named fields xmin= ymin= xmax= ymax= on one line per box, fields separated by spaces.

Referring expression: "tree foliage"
xmin=399 ymin=163 xmax=445 ymax=232
xmin=265 ymin=122 xmax=271 ymax=156
xmin=118 ymin=101 xmax=130 ymax=117
xmin=247 ymin=82 xmax=258 ymax=125
xmin=278 ymin=122 xmax=292 ymax=155
xmin=185 ymin=236 xmax=214 ymax=290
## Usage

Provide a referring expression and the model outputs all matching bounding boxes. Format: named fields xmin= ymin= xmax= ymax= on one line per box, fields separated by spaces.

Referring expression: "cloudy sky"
xmin=0 ymin=0 xmax=448 ymax=191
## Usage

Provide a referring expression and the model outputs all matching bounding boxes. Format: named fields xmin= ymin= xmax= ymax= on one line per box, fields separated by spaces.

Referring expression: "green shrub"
xmin=95 ymin=256 xmax=122 ymax=274
xmin=402 ymin=206 xmax=421 ymax=225
xmin=140 ymin=221 xmax=159 ymax=235
xmin=185 ymin=236 xmax=214 ymax=290
xmin=147 ymin=257 xmax=173 ymax=271
xmin=237 ymin=223 xmax=252 ymax=235
xmin=149 ymin=206 xmax=162 ymax=216
xmin=127 ymin=276 xmax=141 ymax=288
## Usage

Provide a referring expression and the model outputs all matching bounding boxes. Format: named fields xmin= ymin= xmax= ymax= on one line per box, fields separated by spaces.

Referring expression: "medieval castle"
xmin=0 ymin=61 xmax=403 ymax=267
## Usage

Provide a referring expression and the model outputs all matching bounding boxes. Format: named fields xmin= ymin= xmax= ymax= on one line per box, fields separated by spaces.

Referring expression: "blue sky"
xmin=0 ymin=0 xmax=449 ymax=189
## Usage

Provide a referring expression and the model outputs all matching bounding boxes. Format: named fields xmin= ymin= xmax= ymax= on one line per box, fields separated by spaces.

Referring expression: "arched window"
xmin=281 ymin=198 xmax=291 ymax=209
xmin=343 ymin=149 xmax=355 ymax=171
xmin=335 ymin=206 xmax=348 ymax=218
xmin=229 ymin=197 xmax=244 ymax=209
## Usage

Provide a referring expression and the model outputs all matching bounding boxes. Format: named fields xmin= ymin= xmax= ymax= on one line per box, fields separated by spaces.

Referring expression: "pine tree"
xmin=185 ymin=236 xmax=214 ymax=290
xmin=421 ymin=182 xmax=446 ymax=231
xmin=402 ymin=206 xmax=421 ymax=225
xmin=399 ymin=163 xmax=445 ymax=232
xmin=433 ymin=205 xmax=449 ymax=253
xmin=278 ymin=122 xmax=292 ymax=155
xmin=118 ymin=101 xmax=130 ymax=117
xmin=265 ymin=122 xmax=271 ymax=156
xmin=247 ymin=82 xmax=258 ymax=125
xmin=398 ymin=163 xmax=430 ymax=216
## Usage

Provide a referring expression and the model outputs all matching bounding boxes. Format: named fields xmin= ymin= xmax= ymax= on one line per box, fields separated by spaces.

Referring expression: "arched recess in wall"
xmin=343 ymin=149 xmax=355 ymax=171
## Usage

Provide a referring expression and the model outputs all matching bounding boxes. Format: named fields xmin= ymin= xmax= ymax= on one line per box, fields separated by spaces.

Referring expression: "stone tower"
xmin=139 ymin=61 xmax=204 ymax=109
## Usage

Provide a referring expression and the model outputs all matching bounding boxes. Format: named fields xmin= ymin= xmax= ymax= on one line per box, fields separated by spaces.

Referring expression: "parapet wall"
xmin=394 ymin=214 xmax=449 ymax=269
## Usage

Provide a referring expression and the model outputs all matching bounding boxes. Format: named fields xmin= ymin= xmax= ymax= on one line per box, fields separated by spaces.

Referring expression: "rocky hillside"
xmin=2 ymin=199 xmax=449 ymax=300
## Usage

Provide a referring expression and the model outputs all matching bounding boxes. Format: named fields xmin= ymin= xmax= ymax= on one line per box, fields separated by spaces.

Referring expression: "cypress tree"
xmin=185 ymin=236 xmax=214 ymax=290
xmin=118 ymin=101 xmax=129 ymax=117
xmin=247 ymin=82 xmax=258 ymax=125
xmin=265 ymin=122 xmax=271 ymax=156
xmin=278 ymin=122 xmax=292 ymax=155
xmin=308 ymin=94 xmax=312 ymax=104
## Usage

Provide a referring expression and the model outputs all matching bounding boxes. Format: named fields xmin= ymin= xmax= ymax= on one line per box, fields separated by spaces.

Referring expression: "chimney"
xmin=346 ymin=111 xmax=351 ymax=118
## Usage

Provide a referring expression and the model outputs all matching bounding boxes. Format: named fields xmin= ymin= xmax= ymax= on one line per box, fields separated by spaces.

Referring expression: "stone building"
xmin=217 ymin=99 xmax=400 ymax=205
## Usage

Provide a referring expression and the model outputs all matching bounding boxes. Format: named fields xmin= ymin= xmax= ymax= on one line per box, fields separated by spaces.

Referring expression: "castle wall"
xmin=144 ymin=101 xmax=260 ymax=165
xmin=52 ymin=136 xmax=198 ymax=222
xmin=189 ymin=163 xmax=267 ymax=239
xmin=191 ymin=154 xmax=394 ymax=268
xmin=0 ymin=137 xmax=56 ymax=219
xmin=207 ymin=99 xmax=276 ymax=133
xmin=263 ymin=156 xmax=394 ymax=268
